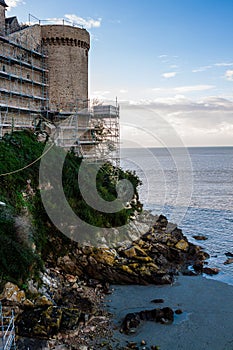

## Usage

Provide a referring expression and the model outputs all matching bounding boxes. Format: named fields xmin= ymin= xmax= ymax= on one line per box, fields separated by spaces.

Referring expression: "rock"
xmin=66 ymin=274 xmax=78 ymax=283
xmin=141 ymin=340 xmax=147 ymax=345
xmin=121 ymin=307 xmax=174 ymax=334
xmin=57 ymin=255 xmax=80 ymax=275
xmin=27 ymin=279 xmax=38 ymax=295
xmin=0 ymin=282 xmax=26 ymax=303
xmin=175 ymin=239 xmax=189 ymax=251
xmin=60 ymin=308 xmax=81 ymax=331
xmin=91 ymin=248 xmax=116 ymax=266
xmin=151 ymin=299 xmax=164 ymax=304
xmin=225 ymin=252 xmax=233 ymax=257
xmin=35 ymin=295 xmax=53 ymax=306
xmin=16 ymin=306 xmax=63 ymax=338
xmin=175 ymin=309 xmax=183 ymax=315
xmin=193 ymin=235 xmax=208 ymax=241
xmin=122 ymin=246 xmax=137 ymax=259
xmin=23 ymin=299 xmax=34 ymax=307
xmin=203 ymin=267 xmax=220 ymax=275
xmin=224 ymin=258 xmax=233 ymax=265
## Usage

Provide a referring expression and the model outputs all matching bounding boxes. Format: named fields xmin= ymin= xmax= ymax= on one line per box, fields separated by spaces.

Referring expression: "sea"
xmin=120 ymin=146 xmax=233 ymax=285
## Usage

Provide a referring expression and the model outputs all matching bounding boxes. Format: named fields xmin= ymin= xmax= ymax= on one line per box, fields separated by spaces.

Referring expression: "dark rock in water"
xmin=151 ymin=298 xmax=164 ymax=304
xmin=121 ymin=307 xmax=174 ymax=334
xmin=175 ymin=309 xmax=183 ymax=315
xmin=193 ymin=262 xmax=204 ymax=273
xmin=225 ymin=252 xmax=233 ymax=257
xmin=203 ymin=267 xmax=220 ymax=275
xmin=193 ymin=235 xmax=208 ymax=241
xmin=224 ymin=258 xmax=233 ymax=265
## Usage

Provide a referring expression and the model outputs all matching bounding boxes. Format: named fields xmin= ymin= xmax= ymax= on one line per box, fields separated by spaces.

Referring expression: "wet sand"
xmin=106 ymin=276 xmax=233 ymax=350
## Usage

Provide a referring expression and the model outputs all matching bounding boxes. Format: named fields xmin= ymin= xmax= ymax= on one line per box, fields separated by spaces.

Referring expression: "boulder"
xmin=193 ymin=235 xmax=208 ymax=241
xmin=121 ymin=307 xmax=174 ymax=334
xmin=175 ymin=239 xmax=189 ymax=251
xmin=35 ymin=295 xmax=53 ymax=307
xmin=224 ymin=258 xmax=233 ymax=265
xmin=203 ymin=267 xmax=220 ymax=275
xmin=0 ymin=282 xmax=26 ymax=303
xmin=16 ymin=306 xmax=63 ymax=338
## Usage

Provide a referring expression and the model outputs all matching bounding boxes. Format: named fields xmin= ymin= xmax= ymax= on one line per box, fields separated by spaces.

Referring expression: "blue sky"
xmin=6 ymin=0 xmax=233 ymax=146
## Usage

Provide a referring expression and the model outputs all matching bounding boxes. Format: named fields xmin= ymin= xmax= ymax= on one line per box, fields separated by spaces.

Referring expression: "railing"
xmin=0 ymin=304 xmax=16 ymax=350
xmin=28 ymin=14 xmax=84 ymax=29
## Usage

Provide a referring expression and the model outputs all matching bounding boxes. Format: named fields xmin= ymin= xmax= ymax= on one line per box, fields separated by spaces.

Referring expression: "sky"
xmin=6 ymin=0 xmax=233 ymax=147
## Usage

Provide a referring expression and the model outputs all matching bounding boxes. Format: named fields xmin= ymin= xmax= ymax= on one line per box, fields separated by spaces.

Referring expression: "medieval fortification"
xmin=0 ymin=0 xmax=119 ymax=162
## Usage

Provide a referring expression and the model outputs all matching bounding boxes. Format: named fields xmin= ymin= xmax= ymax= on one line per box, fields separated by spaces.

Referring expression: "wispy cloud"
xmin=158 ymin=54 xmax=168 ymax=59
xmin=119 ymin=89 xmax=128 ymax=94
xmin=108 ymin=19 xmax=121 ymax=24
xmin=174 ymin=85 xmax=215 ymax=93
xmin=215 ymin=62 xmax=233 ymax=67
xmin=224 ymin=70 xmax=233 ymax=81
xmin=153 ymin=85 xmax=215 ymax=94
xmin=192 ymin=65 xmax=212 ymax=73
xmin=162 ymin=72 xmax=177 ymax=79
xmin=64 ymin=14 xmax=102 ymax=29
xmin=7 ymin=0 xmax=25 ymax=11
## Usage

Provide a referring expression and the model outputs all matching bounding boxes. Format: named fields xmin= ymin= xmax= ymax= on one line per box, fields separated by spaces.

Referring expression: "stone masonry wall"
xmin=41 ymin=25 xmax=90 ymax=111
xmin=8 ymin=24 xmax=42 ymax=52
xmin=0 ymin=5 xmax=6 ymax=36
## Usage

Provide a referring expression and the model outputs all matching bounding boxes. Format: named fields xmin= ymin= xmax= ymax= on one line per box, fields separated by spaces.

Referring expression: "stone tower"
xmin=41 ymin=25 xmax=90 ymax=112
xmin=0 ymin=0 xmax=7 ymax=36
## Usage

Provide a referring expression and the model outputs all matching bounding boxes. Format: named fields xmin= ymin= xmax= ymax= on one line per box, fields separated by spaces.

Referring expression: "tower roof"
xmin=0 ymin=0 xmax=8 ymax=7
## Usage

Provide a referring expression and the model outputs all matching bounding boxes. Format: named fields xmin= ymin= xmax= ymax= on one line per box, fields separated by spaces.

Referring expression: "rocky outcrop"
xmin=0 ymin=213 xmax=211 ymax=348
xmin=58 ymin=215 xmax=209 ymax=285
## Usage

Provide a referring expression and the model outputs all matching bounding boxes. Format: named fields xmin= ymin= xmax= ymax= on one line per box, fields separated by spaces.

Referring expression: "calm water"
xmin=121 ymin=146 xmax=233 ymax=284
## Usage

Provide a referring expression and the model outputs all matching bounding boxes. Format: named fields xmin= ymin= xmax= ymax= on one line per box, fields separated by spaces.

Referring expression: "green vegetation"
xmin=0 ymin=130 xmax=142 ymax=287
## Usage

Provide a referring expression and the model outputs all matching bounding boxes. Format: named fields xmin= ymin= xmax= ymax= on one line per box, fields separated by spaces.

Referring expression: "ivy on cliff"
xmin=0 ymin=130 xmax=142 ymax=287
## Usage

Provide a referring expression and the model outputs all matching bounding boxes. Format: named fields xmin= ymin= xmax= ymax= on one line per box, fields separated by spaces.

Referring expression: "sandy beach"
xmin=106 ymin=276 xmax=233 ymax=350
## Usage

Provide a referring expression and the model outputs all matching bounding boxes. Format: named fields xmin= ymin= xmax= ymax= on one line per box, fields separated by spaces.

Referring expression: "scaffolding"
xmin=0 ymin=304 xmax=16 ymax=350
xmin=0 ymin=29 xmax=48 ymax=137
xmin=53 ymin=102 xmax=120 ymax=167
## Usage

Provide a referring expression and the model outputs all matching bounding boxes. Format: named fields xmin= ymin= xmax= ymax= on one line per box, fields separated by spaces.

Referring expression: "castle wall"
xmin=0 ymin=5 xmax=6 ymax=36
xmin=8 ymin=24 xmax=42 ymax=52
xmin=41 ymin=25 xmax=90 ymax=112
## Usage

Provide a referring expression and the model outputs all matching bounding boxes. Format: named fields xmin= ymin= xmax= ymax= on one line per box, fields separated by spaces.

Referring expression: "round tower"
xmin=41 ymin=25 xmax=90 ymax=112
xmin=0 ymin=0 xmax=7 ymax=36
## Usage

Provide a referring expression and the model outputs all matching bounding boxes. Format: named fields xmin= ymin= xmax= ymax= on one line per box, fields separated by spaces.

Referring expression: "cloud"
xmin=153 ymin=85 xmax=215 ymax=94
xmin=6 ymin=0 xmax=25 ymax=11
xmin=119 ymin=89 xmax=128 ymax=94
xmin=158 ymin=55 xmax=168 ymax=59
xmin=224 ymin=70 xmax=233 ymax=81
xmin=162 ymin=72 xmax=177 ymax=79
xmin=64 ymin=14 xmax=102 ymax=29
xmin=108 ymin=19 xmax=121 ymax=24
xmin=120 ymin=96 xmax=233 ymax=146
xmin=174 ymin=85 xmax=215 ymax=93
xmin=215 ymin=62 xmax=233 ymax=67
xmin=192 ymin=65 xmax=212 ymax=73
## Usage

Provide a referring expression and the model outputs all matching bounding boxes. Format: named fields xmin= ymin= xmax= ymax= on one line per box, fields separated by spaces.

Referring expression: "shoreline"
xmin=106 ymin=274 xmax=233 ymax=350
